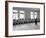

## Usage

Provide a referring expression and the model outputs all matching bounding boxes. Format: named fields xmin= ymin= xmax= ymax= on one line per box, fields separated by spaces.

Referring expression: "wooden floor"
xmin=13 ymin=22 xmax=40 ymax=31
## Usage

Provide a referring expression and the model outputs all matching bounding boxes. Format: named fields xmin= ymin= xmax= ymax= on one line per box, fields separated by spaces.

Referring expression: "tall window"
xmin=30 ymin=12 xmax=34 ymax=19
xmin=13 ymin=10 xmax=18 ymax=20
xmin=30 ymin=12 xmax=37 ymax=19
xmin=19 ymin=11 xmax=25 ymax=19
xmin=34 ymin=12 xmax=37 ymax=19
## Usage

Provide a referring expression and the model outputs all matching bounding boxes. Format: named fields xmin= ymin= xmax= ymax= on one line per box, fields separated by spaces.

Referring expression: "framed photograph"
xmin=5 ymin=1 xmax=45 ymax=37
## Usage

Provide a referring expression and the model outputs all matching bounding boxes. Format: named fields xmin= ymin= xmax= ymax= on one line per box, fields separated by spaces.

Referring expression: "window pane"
xmin=35 ymin=12 xmax=37 ymax=15
xmin=30 ymin=12 xmax=34 ymax=19
xmin=31 ymin=12 xmax=33 ymax=14
xmin=31 ymin=15 xmax=34 ymax=19
xmin=34 ymin=12 xmax=37 ymax=19
xmin=20 ymin=11 xmax=24 ymax=13
xmin=13 ymin=14 xmax=18 ymax=20
xmin=13 ymin=10 xmax=18 ymax=20
xmin=20 ymin=14 xmax=24 ymax=19
xmin=19 ymin=11 xmax=25 ymax=19
xmin=35 ymin=15 xmax=37 ymax=19
xmin=13 ymin=10 xmax=18 ymax=13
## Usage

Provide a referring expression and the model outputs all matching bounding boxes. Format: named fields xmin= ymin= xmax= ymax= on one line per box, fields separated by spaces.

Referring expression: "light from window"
xmin=30 ymin=12 xmax=34 ymax=19
xmin=13 ymin=13 xmax=18 ymax=20
xmin=19 ymin=11 xmax=25 ymax=19
xmin=13 ymin=10 xmax=18 ymax=13
xmin=13 ymin=10 xmax=18 ymax=20
xmin=20 ymin=11 xmax=24 ymax=13
xmin=34 ymin=12 xmax=37 ymax=19
xmin=20 ymin=14 xmax=24 ymax=19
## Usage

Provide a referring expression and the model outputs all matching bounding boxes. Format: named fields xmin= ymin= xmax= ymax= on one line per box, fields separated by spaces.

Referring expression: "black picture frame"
xmin=5 ymin=1 xmax=45 ymax=37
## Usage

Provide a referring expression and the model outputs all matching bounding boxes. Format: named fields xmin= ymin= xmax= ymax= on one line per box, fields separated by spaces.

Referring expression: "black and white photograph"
xmin=5 ymin=1 xmax=45 ymax=37
xmin=13 ymin=7 xmax=40 ymax=30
